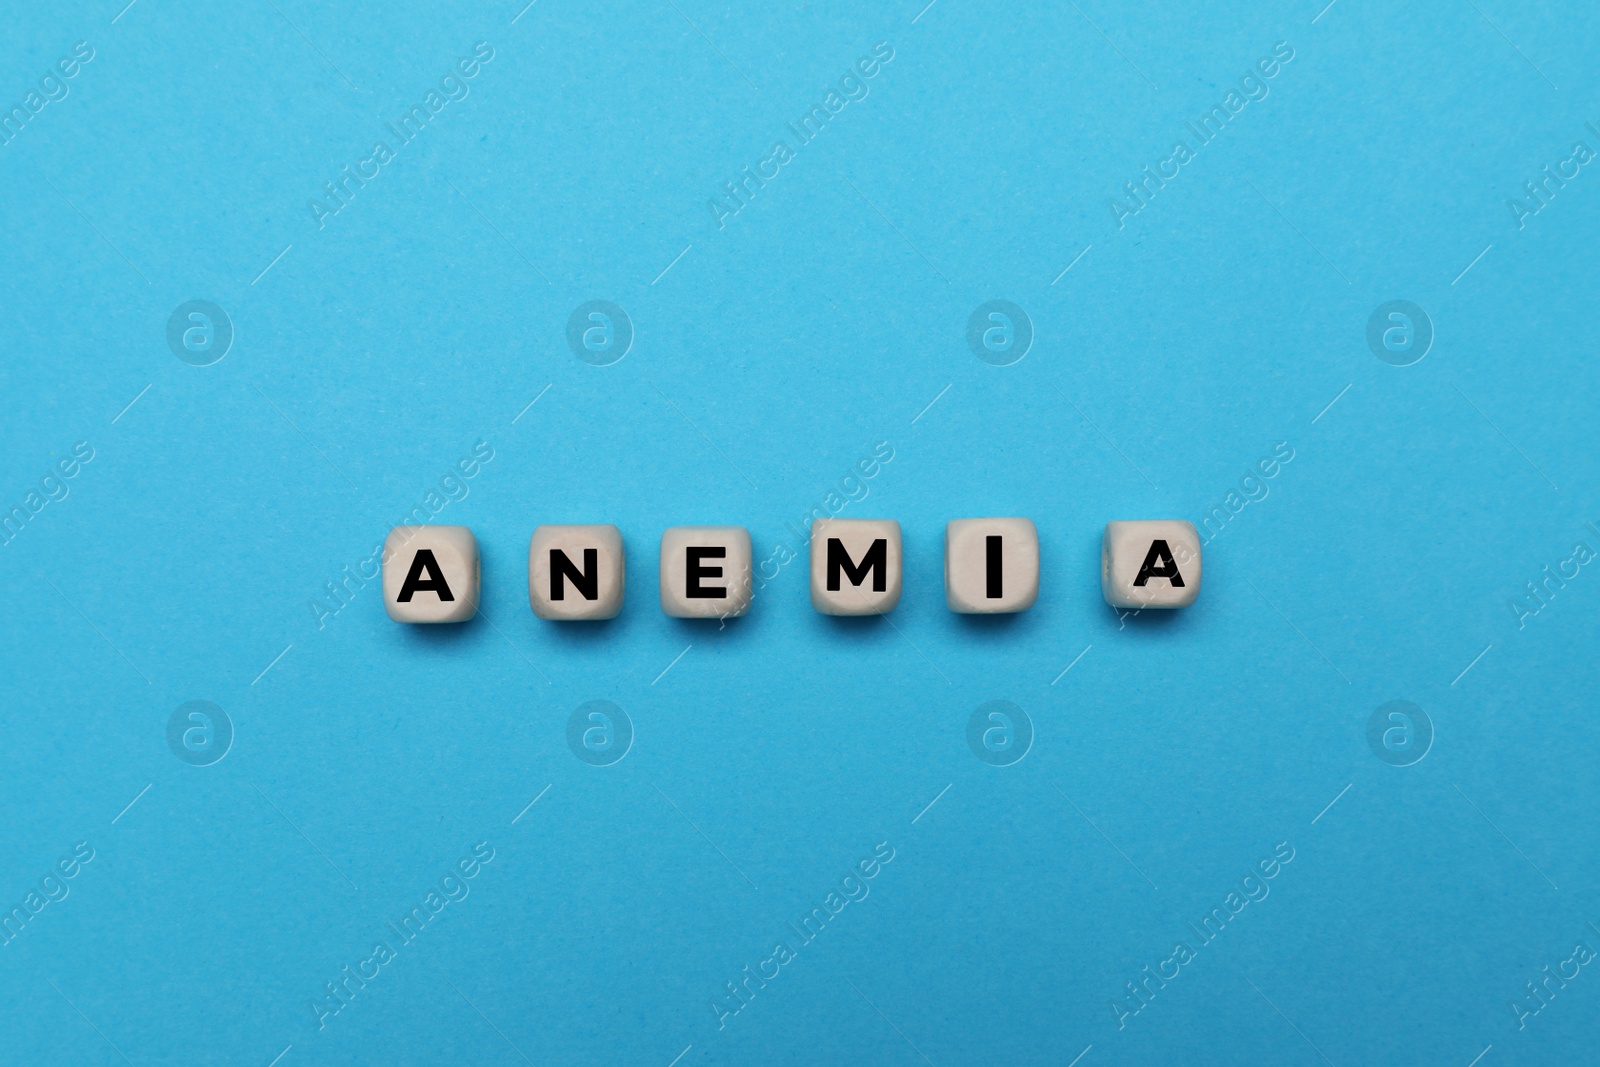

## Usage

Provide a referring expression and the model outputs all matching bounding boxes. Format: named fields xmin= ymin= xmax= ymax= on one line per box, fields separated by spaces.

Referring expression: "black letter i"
xmin=986 ymin=536 xmax=1003 ymax=598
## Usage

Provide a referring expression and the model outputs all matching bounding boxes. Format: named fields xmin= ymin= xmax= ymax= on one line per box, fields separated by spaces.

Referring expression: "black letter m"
xmin=827 ymin=538 xmax=886 ymax=591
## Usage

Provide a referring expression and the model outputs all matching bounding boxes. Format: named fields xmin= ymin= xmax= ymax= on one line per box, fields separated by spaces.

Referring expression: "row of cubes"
xmin=383 ymin=518 xmax=1202 ymax=623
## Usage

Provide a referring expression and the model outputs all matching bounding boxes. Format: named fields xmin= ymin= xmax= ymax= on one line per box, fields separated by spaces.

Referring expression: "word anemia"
xmin=379 ymin=518 xmax=1202 ymax=623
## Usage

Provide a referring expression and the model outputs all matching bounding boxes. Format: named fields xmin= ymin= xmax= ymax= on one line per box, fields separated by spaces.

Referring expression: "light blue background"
xmin=2 ymin=0 xmax=1598 ymax=1063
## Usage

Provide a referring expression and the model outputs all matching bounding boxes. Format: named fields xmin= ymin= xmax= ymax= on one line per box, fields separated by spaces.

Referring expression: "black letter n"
xmin=827 ymin=538 xmax=886 ymax=591
xmin=550 ymin=548 xmax=599 ymax=601
xmin=1132 ymin=540 xmax=1185 ymax=587
xmin=397 ymin=549 xmax=455 ymax=602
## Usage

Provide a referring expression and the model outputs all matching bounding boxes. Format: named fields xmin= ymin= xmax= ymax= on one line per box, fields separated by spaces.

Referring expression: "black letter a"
xmin=397 ymin=549 xmax=455 ymax=602
xmin=1132 ymin=540 xmax=1184 ymax=587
